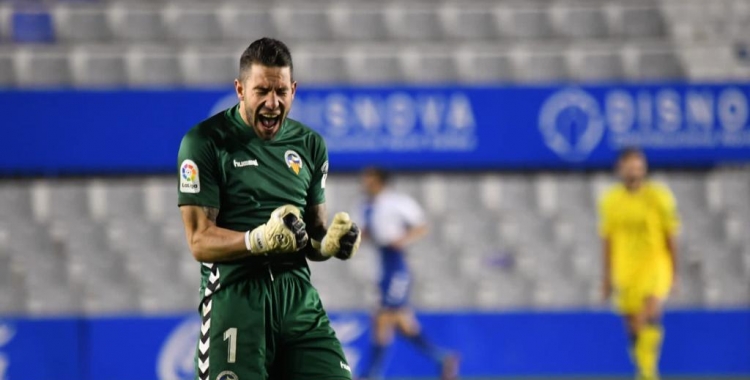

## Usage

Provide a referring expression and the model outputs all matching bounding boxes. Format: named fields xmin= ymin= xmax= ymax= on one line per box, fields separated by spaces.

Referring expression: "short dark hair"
xmin=618 ymin=147 xmax=645 ymax=162
xmin=363 ymin=167 xmax=390 ymax=184
xmin=239 ymin=37 xmax=293 ymax=80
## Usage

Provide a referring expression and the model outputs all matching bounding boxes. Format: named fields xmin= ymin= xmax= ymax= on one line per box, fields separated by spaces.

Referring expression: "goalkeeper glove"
xmin=312 ymin=212 xmax=361 ymax=260
xmin=245 ymin=205 xmax=309 ymax=255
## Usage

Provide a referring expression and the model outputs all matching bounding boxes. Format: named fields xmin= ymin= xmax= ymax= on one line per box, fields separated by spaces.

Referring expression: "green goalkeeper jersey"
xmin=177 ymin=104 xmax=328 ymax=292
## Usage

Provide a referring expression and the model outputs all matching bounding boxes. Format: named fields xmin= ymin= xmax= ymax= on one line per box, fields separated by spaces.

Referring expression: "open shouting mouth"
xmin=255 ymin=110 xmax=283 ymax=138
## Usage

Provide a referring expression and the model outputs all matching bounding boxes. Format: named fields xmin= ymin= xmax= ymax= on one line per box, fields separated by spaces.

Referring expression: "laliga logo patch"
xmin=285 ymin=150 xmax=302 ymax=175
xmin=180 ymin=160 xmax=200 ymax=193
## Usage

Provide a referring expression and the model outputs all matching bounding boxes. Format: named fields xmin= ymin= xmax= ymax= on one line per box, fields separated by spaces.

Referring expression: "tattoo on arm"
xmin=202 ymin=207 xmax=219 ymax=223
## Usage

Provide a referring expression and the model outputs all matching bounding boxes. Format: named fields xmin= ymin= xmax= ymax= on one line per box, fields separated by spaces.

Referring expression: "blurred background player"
xmin=599 ymin=148 xmax=681 ymax=380
xmin=358 ymin=167 xmax=459 ymax=380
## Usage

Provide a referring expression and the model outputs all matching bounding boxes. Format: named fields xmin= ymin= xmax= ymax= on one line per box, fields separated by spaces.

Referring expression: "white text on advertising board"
xmin=539 ymin=86 xmax=750 ymax=162
xmin=289 ymin=92 xmax=478 ymax=152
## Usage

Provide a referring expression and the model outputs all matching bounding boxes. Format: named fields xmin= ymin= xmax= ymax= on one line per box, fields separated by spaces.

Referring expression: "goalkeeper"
xmin=178 ymin=38 xmax=360 ymax=380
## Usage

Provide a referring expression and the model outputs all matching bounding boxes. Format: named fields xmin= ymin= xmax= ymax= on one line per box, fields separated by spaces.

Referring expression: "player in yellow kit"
xmin=598 ymin=148 xmax=680 ymax=380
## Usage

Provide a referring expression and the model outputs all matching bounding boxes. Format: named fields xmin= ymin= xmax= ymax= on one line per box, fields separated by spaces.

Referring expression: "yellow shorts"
xmin=613 ymin=264 xmax=672 ymax=315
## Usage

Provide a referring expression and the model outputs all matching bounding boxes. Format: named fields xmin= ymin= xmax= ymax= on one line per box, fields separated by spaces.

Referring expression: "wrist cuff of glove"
xmin=245 ymin=230 xmax=252 ymax=252
xmin=312 ymin=239 xmax=335 ymax=257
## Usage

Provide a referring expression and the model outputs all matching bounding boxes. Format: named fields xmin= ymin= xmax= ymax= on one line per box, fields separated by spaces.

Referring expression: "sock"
xmin=406 ymin=333 xmax=448 ymax=363
xmin=634 ymin=323 xmax=663 ymax=379
xmin=363 ymin=344 xmax=388 ymax=380
xmin=627 ymin=331 xmax=638 ymax=363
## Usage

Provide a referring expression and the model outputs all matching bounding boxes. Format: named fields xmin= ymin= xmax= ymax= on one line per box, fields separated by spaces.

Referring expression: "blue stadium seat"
xmin=11 ymin=8 xmax=55 ymax=43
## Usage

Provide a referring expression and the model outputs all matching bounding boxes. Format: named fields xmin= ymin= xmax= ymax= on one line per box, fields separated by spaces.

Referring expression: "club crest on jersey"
xmin=285 ymin=150 xmax=302 ymax=175
xmin=216 ymin=370 xmax=238 ymax=380
xmin=180 ymin=159 xmax=200 ymax=193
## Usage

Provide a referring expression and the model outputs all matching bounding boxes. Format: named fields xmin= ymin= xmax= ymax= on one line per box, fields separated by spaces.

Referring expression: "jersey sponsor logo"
xmin=233 ymin=159 xmax=258 ymax=168
xmin=285 ymin=150 xmax=303 ymax=175
xmin=216 ymin=370 xmax=238 ymax=380
xmin=340 ymin=361 xmax=351 ymax=373
xmin=180 ymin=159 xmax=200 ymax=193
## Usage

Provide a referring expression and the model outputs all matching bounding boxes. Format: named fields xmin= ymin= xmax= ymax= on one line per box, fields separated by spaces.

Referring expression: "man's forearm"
xmin=392 ymin=225 xmax=428 ymax=249
xmin=602 ymin=239 xmax=612 ymax=283
xmin=304 ymin=203 xmax=332 ymax=262
xmin=189 ymin=225 xmax=251 ymax=263
xmin=305 ymin=224 xmax=333 ymax=261
xmin=304 ymin=244 xmax=331 ymax=262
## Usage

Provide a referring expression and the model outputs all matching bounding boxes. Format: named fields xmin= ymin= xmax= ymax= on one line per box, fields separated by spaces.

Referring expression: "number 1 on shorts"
xmin=223 ymin=327 xmax=237 ymax=363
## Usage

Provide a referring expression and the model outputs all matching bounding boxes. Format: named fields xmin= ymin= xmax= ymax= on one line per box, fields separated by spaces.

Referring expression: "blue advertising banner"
xmin=0 ymin=310 xmax=749 ymax=380
xmin=1 ymin=84 xmax=750 ymax=175
xmin=0 ymin=318 xmax=82 ymax=380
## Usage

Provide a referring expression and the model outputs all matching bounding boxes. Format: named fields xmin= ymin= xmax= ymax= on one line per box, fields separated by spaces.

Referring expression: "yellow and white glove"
xmin=312 ymin=212 xmax=361 ymax=260
xmin=245 ymin=205 xmax=309 ymax=255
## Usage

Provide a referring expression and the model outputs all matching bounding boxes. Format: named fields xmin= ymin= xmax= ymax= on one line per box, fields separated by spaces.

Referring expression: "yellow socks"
xmin=634 ymin=324 xmax=663 ymax=379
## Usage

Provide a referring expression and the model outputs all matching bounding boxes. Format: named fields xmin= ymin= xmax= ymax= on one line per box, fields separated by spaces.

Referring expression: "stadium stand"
xmin=0 ymin=169 xmax=748 ymax=314
xmin=2 ymin=2 xmax=749 ymax=379
xmin=3 ymin=0 xmax=750 ymax=86
xmin=0 ymin=0 xmax=748 ymax=316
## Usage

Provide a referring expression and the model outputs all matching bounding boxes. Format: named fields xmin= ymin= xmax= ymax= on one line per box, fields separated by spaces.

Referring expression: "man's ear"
xmin=234 ymin=78 xmax=244 ymax=101
xmin=291 ymin=81 xmax=297 ymax=96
